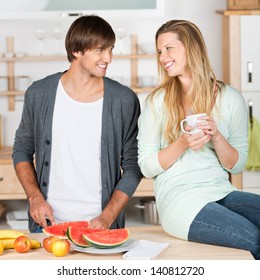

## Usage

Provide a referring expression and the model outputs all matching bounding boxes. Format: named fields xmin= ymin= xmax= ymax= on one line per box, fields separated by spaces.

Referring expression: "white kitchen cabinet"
xmin=240 ymin=15 xmax=260 ymax=193
xmin=241 ymin=16 xmax=260 ymax=92
xmin=0 ymin=0 xmax=164 ymax=19
xmin=220 ymin=10 xmax=260 ymax=193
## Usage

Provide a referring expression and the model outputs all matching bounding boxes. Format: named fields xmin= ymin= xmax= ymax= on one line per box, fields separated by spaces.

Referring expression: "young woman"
xmin=137 ymin=19 xmax=260 ymax=259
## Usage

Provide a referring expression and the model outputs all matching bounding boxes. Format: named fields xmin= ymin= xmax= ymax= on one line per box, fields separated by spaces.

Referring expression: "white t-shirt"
xmin=47 ymin=80 xmax=103 ymax=223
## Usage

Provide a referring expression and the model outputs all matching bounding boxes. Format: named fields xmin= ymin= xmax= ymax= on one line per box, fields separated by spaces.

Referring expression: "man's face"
xmin=75 ymin=45 xmax=114 ymax=77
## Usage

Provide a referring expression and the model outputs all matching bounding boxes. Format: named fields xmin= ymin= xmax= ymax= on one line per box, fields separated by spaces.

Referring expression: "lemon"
xmin=0 ymin=240 xmax=4 ymax=255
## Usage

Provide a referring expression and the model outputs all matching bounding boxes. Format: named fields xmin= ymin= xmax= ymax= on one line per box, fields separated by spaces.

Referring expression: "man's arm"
xmin=15 ymin=161 xmax=55 ymax=228
xmin=89 ymin=190 xmax=129 ymax=229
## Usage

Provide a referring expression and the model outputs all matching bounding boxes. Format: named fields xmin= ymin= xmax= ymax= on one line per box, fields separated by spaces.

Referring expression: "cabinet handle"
xmin=247 ymin=61 xmax=253 ymax=84
xmin=0 ymin=177 xmax=3 ymax=182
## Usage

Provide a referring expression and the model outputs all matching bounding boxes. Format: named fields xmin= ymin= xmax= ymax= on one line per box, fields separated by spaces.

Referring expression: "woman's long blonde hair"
xmin=150 ymin=20 xmax=224 ymax=144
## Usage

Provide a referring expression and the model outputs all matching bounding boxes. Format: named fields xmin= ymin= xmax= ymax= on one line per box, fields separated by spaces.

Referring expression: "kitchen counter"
xmin=0 ymin=146 xmax=154 ymax=198
xmin=1 ymin=226 xmax=254 ymax=260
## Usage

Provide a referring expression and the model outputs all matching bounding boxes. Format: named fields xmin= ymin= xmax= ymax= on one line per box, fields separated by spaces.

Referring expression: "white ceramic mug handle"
xmin=180 ymin=119 xmax=190 ymax=134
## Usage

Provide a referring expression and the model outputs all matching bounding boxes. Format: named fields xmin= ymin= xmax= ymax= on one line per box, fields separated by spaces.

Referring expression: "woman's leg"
xmin=217 ymin=190 xmax=260 ymax=226
xmin=188 ymin=201 xmax=260 ymax=259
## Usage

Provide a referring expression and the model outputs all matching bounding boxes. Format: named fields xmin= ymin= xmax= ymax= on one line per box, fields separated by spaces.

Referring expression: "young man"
xmin=13 ymin=15 xmax=142 ymax=233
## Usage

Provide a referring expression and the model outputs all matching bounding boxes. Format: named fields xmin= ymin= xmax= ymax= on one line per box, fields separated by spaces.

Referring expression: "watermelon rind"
xmin=67 ymin=226 xmax=103 ymax=248
xmin=43 ymin=221 xmax=89 ymax=239
xmin=82 ymin=228 xmax=129 ymax=249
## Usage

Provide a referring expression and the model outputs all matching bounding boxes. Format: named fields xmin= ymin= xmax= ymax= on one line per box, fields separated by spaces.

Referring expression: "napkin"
xmin=122 ymin=239 xmax=169 ymax=260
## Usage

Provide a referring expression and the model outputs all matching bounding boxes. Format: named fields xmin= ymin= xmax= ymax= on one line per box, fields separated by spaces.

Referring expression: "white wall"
xmin=0 ymin=0 xmax=227 ymax=146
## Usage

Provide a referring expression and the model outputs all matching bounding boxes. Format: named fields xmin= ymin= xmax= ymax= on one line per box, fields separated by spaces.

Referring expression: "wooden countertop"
xmin=0 ymin=146 xmax=13 ymax=164
xmin=1 ymin=226 xmax=254 ymax=260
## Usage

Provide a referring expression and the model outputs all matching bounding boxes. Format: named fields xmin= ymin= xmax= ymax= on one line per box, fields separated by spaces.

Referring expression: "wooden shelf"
xmin=217 ymin=9 xmax=260 ymax=15
xmin=0 ymin=34 xmax=156 ymax=110
xmin=0 ymin=53 xmax=155 ymax=62
xmin=0 ymin=90 xmax=24 ymax=96
xmin=0 ymin=55 xmax=67 ymax=62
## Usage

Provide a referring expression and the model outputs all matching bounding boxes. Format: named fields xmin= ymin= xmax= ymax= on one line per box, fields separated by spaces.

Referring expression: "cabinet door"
xmin=241 ymin=91 xmax=260 ymax=193
xmin=241 ymin=16 xmax=260 ymax=91
xmin=0 ymin=164 xmax=26 ymax=198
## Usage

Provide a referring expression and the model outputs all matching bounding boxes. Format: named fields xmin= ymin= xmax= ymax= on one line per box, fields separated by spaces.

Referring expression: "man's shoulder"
xmin=105 ymin=77 xmax=136 ymax=97
xmin=32 ymin=72 xmax=63 ymax=87
xmin=24 ymin=72 xmax=62 ymax=103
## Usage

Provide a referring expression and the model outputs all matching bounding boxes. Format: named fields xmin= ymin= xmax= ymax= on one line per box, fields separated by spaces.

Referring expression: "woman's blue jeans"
xmin=188 ymin=190 xmax=260 ymax=259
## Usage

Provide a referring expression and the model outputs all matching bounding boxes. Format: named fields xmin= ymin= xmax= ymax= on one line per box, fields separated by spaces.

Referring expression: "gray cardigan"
xmin=13 ymin=72 xmax=142 ymax=232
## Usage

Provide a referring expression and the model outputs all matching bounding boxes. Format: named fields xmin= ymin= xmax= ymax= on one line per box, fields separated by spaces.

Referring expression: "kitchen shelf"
xmin=0 ymin=53 xmax=155 ymax=62
xmin=0 ymin=34 xmax=156 ymax=110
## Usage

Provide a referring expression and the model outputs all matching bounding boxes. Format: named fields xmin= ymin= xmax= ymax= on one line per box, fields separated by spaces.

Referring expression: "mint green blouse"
xmin=137 ymin=85 xmax=248 ymax=240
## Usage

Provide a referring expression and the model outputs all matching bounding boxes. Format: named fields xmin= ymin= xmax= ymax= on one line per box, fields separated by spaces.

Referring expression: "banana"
xmin=0 ymin=240 xmax=3 ymax=255
xmin=30 ymin=239 xmax=41 ymax=249
xmin=1 ymin=238 xmax=16 ymax=250
xmin=1 ymin=238 xmax=41 ymax=250
xmin=0 ymin=230 xmax=25 ymax=240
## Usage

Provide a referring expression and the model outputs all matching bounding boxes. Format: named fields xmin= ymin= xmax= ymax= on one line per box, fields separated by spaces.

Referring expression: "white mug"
xmin=180 ymin=113 xmax=207 ymax=135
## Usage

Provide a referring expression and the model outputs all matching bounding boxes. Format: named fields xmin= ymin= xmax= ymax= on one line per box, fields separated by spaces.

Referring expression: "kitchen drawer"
xmin=0 ymin=164 xmax=26 ymax=199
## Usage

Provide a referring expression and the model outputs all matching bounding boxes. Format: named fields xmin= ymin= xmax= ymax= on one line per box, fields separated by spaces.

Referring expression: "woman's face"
xmin=157 ymin=32 xmax=188 ymax=78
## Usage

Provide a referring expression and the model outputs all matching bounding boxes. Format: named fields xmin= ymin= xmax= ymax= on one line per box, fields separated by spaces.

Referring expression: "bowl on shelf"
xmin=138 ymin=43 xmax=155 ymax=54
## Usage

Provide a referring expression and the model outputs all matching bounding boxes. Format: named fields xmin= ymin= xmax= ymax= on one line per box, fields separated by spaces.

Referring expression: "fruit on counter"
xmin=67 ymin=226 xmax=103 ymax=248
xmin=31 ymin=239 xmax=41 ymax=249
xmin=67 ymin=226 xmax=91 ymax=248
xmin=52 ymin=239 xmax=70 ymax=257
xmin=1 ymin=238 xmax=16 ymax=250
xmin=0 ymin=229 xmax=25 ymax=240
xmin=43 ymin=236 xmax=59 ymax=253
xmin=43 ymin=221 xmax=89 ymax=239
xmin=13 ymin=236 xmax=32 ymax=253
xmin=1 ymin=238 xmax=41 ymax=250
xmin=83 ymin=228 xmax=129 ymax=249
xmin=0 ymin=240 xmax=3 ymax=255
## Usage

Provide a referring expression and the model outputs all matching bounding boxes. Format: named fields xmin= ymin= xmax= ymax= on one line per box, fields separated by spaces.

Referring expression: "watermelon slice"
xmin=83 ymin=228 xmax=129 ymax=249
xmin=43 ymin=221 xmax=89 ymax=239
xmin=67 ymin=226 xmax=103 ymax=247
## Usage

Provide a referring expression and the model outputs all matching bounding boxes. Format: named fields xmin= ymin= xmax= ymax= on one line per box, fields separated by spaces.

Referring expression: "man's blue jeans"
xmin=188 ymin=190 xmax=260 ymax=259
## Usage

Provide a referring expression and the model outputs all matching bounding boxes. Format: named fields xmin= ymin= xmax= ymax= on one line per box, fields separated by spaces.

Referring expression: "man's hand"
xmin=89 ymin=190 xmax=129 ymax=229
xmin=89 ymin=216 xmax=109 ymax=229
xmin=29 ymin=194 xmax=55 ymax=228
